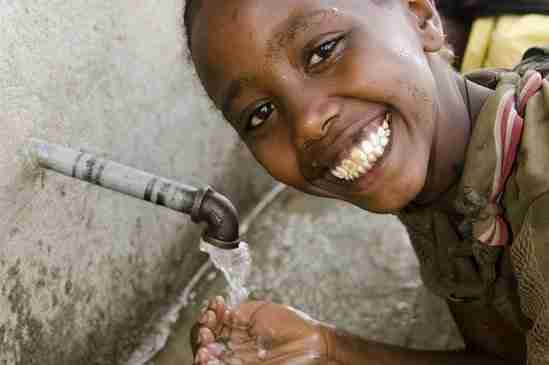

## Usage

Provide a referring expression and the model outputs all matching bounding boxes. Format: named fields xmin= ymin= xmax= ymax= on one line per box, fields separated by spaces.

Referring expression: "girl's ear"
xmin=406 ymin=0 xmax=445 ymax=52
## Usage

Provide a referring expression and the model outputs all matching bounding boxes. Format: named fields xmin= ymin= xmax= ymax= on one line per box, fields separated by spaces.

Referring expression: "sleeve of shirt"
xmin=511 ymin=64 xmax=549 ymax=365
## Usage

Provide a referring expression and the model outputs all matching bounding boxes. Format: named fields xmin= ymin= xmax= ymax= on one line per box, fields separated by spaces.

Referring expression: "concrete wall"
xmin=0 ymin=1 xmax=276 ymax=364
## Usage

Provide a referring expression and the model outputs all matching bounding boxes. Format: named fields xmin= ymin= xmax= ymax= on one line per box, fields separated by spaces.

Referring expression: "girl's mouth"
xmin=330 ymin=111 xmax=392 ymax=181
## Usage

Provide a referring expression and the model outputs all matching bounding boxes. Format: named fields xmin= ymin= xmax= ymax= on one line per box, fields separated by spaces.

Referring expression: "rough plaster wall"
xmin=0 ymin=1 xmax=275 ymax=364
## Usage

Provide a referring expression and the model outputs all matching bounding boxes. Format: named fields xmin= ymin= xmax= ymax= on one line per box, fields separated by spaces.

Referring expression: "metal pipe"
xmin=28 ymin=139 xmax=240 ymax=249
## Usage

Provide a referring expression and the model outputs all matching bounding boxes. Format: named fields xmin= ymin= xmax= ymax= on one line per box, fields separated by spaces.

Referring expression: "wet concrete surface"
xmin=152 ymin=188 xmax=463 ymax=364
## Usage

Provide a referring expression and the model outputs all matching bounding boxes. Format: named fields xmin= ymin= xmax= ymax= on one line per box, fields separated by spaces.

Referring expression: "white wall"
xmin=0 ymin=1 xmax=274 ymax=363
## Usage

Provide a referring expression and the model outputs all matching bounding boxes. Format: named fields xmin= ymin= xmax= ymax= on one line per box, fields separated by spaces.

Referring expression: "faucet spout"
xmin=191 ymin=186 xmax=240 ymax=249
xmin=27 ymin=139 xmax=241 ymax=250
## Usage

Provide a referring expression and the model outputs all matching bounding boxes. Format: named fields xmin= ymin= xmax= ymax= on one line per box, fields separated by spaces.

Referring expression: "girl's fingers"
xmin=205 ymin=296 xmax=229 ymax=336
xmin=225 ymin=332 xmax=250 ymax=346
xmin=206 ymin=342 xmax=229 ymax=357
xmin=205 ymin=310 xmax=217 ymax=328
xmin=199 ymin=327 xmax=215 ymax=346
xmin=195 ymin=300 xmax=292 ymax=364
xmin=195 ymin=347 xmax=212 ymax=364
xmin=214 ymin=296 xmax=226 ymax=323
xmin=222 ymin=339 xmax=324 ymax=365
xmin=232 ymin=301 xmax=269 ymax=321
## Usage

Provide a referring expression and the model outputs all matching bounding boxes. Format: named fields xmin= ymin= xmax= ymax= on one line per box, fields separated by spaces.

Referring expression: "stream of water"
xmin=201 ymin=240 xmax=268 ymax=364
xmin=199 ymin=239 xmax=252 ymax=307
xmin=130 ymin=186 xmax=287 ymax=364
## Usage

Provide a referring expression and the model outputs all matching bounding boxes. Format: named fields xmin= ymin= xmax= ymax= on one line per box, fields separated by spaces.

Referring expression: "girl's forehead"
xmin=193 ymin=0 xmax=361 ymax=38
xmin=192 ymin=0 xmax=363 ymax=67
xmin=191 ymin=0 xmax=397 ymax=107
xmin=192 ymin=1 xmax=347 ymax=90
xmin=192 ymin=0 xmax=392 ymax=62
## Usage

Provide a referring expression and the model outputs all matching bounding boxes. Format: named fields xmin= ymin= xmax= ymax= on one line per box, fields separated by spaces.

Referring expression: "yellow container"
xmin=461 ymin=15 xmax=549 ymax=72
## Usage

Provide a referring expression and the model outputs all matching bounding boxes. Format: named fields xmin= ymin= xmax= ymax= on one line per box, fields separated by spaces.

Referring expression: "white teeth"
xmin=371 ymin=134 xmax=380 ymax=146
xmin=373 ymin=146 xmax=384 ymax=157
xmin=362 ymin=141 xmax=373 ymax=154
xmin=342 ymin=160 xmax=356 ymax=171
xmin=351 ymin=148 xmax=367 ymax=162
xmin=332 ymin=168 xmax=345 ymax=179
xmin=330 ymin=112 xmax=392 ymax=180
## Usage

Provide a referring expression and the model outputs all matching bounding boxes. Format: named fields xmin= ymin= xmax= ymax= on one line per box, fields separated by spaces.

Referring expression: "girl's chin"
xmin=352 ymin=193 xmax=416 ymax=214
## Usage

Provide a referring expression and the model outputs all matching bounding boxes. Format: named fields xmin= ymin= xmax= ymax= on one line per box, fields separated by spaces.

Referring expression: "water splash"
xmin=200 ymin=239 xmax=251 ymax=307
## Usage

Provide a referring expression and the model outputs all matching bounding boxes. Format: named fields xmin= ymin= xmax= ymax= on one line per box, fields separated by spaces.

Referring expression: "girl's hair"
xmin=182 ymin=0 xmax=454 ymax=61
xmin=184 ymin=0 xmax=549 ymax=48
xmin=183 ymin=0 xmax=200 ymax=54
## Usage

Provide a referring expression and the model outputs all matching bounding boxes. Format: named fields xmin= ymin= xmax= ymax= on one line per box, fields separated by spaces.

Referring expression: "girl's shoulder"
xmin=456 ymin=45 xmax=549 ymax=223
xmin=464 ymin=45 xmax=549 ymax=89
xmin=513 ymin=45 xmax=549 ymax=77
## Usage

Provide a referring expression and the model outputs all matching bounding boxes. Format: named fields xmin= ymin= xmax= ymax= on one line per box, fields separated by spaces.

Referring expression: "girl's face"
xmin=191 ymin=0 xmax=447 ymax=213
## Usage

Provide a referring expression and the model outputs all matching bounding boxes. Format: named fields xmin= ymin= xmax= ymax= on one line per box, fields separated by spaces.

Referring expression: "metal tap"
xmin=28 ymin=139 xmax=240 ymax=249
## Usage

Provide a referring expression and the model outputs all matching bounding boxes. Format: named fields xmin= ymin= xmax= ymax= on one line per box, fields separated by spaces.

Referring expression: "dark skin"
xmin=189 ymin=0 xmax=521 ymax=363
xmin=191 ymin=0 xmax=488 ymax=213
xmin=192 ymin=297 xmax=518 ymax=364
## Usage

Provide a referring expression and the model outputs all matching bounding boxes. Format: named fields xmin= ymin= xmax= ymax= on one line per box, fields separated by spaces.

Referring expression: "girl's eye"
xmin=248 ymin=102 xmax=275 ymax=130
xmin=307 ymin=36 xmax=345 ymax=69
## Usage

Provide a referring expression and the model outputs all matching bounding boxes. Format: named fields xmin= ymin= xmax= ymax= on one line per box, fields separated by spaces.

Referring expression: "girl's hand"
xmin=190 ymin=297 xmax=337 ymax=364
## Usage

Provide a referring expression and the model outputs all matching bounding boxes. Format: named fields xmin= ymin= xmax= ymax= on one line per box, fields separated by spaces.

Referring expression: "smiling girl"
xmin=184 ymin=0 xmax=549 ymax=364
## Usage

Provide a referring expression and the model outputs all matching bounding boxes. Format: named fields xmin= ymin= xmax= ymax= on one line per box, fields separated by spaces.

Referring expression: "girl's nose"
xmin=293 ymin=98 xmax=339 ymax=150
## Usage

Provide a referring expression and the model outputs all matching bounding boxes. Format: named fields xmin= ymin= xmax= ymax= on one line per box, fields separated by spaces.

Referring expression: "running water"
xmin=200 ymin=239 xmax=252 ymax=307
xmin=199 ymin=226 xmax=260 ymax=365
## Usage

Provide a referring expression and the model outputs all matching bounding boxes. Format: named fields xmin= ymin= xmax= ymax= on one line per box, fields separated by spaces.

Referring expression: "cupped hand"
xmin=190 ymin=297 xmax=337 ymax=364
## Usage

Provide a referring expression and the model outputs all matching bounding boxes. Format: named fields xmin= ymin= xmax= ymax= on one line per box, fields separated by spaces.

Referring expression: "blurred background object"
xmin=437 ymin=0 xmax=549 ymax=71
